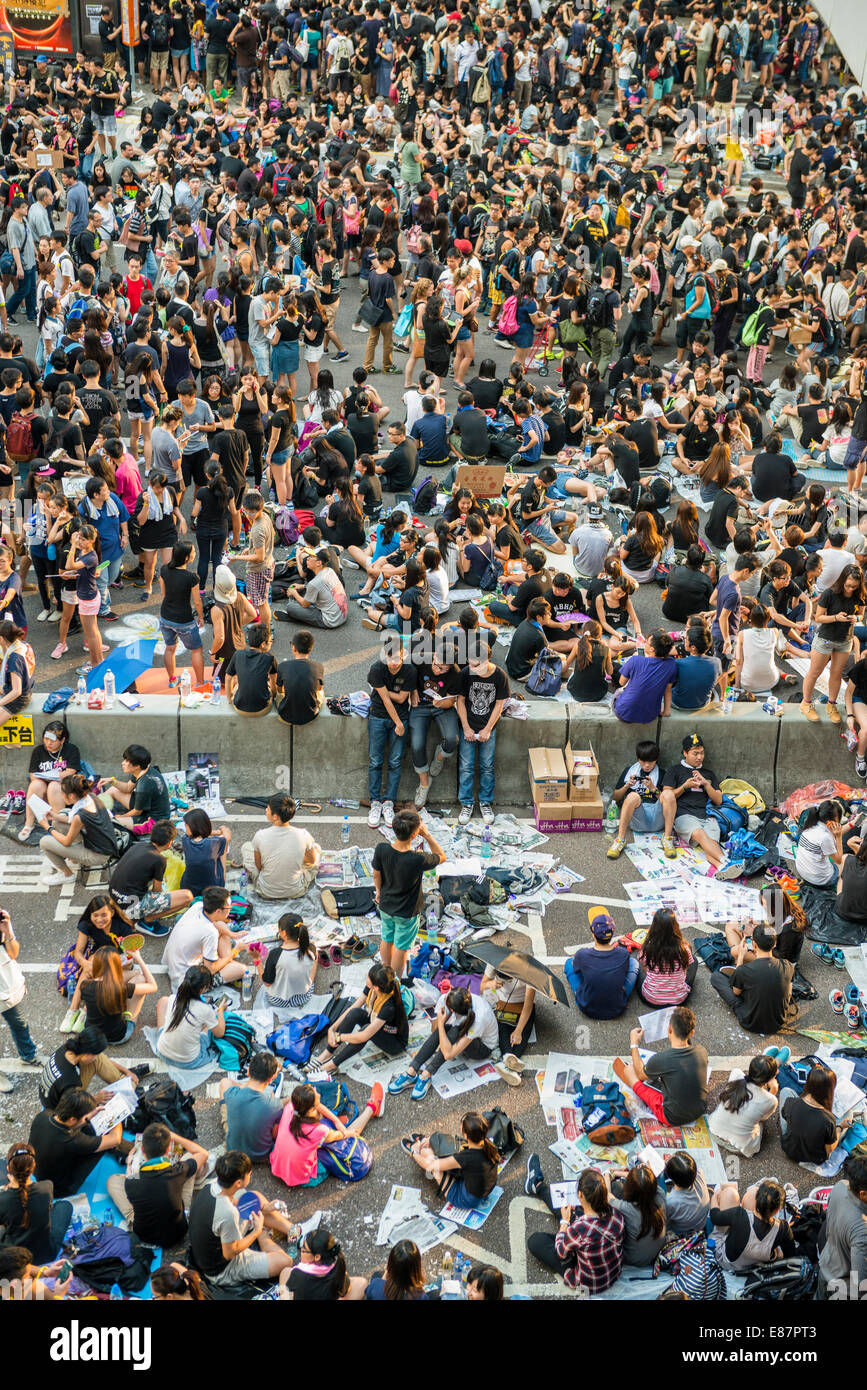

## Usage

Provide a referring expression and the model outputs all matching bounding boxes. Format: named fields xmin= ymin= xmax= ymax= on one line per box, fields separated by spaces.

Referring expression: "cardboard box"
xmin=529 ymin=747 xmax=569 ymax=803
xmin=26 ymin=149 xmax=64 ymax=170
xmin=571 ymin=796 xmax=605 ymax=832
xmin=532 ymin=796 xmax=575 ymax=833
xmin=564 ymin=743 xmax=599 ymax=803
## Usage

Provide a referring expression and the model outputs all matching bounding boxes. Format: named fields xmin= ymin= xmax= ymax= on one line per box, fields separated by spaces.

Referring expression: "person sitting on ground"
xmin=724 ymin=885 xmax=807 ymax=966
xmin=613 ymin=1006 xmax=707 ymax=1125
xmin=607 ymin=741 xmax=665 ymax=860
xmin=613 ymin=628 xmax=677 ymax=723
xmin=36 ymin=770 xmax=120 ymax=886
xmin=635 ymin=909 xmax=698 ymax=1007
xmin=188 ymin=1149 xmax=297 ymax=1290
xmin=364 ymin=1239 xmax=434 ymax=1301
xmin=373 ymin=808 xmax=446 ymax=980
xmin=155 ymin=966 xmax=228 ymax=1071
xmin=98 ymin=743 xmax=170 ymax=831
xmin=177 ymin=807 xmax=231 ymax=893
xmin=38 ymin=1026 xmax=139 ymax=1110
xmin=270 ymin=1080 xmax=384 ymax=1188
xmin=18 ymin=720 xmax=81 ymax=843
xmin=817 ymin=1154 xmax=867 ymax=1299
xmin=0 ymin=1246 xmax=72 ymax=1301
xmin=285 ymin=1225 xmax=368 ymax=1301
xmin=565 ymin=907 xmax=639 ymax=1020
xmin=108 ymin=819 xmax=193 ymax=934
xmin=218 ymin=1052 xmax=287 ymax=1162
xmin=779 ymin=1062 xmax=853 ymax=1166
xmin=480 ymin=962 xmax=536 ymax=1066
xmin=403 ymin=1110 xmax=500 ymax=1209
xmin=150 ymin=1264 xmax=210 ymax=1301
xmin=308 ymin=964 xmax=409 ymax=1076
xmin=708 ymin=1054 xmax=779 ymax=1157
xmin=106 ymin=1120 xmax=211 ymax=1249
xmin=0 ymin=1141 xmax=74 ymax=1263
xmin=659 ymin=732 xmax=726 ymax=867
xmin=28 ymin=1086 xmax=128 ymax=1199
xmin=239 ymin=792 xmax=322 ymax=899
xmin=602 ymin=1163 xmax=668 ymax=1268
xmin=225 ymin=622 xmax=278 ymax=714
xmin=795 ymin=799 xmax=844 ymax=888
xmin=255 ymin=912 xmax=318 ymax=1010
xmin=161 ymin=886 xmax=246 ymax=992
xmin=387 ymin=987 xmax=499 ymax=1102
xmin=68 ymin=943 xmax=156 ymax=1045
xmin=710 ymin=921 xmax=798 ymax=1035
xmin=709 ymin=1179 xmax=796 ymax=1272
xmin=662 ymin=1151 xmax=711 ymax=1235
xmin=672 ymin=624 xmax=723 ymax=710
xmin=525 ymin=1161 xmax=626 ymax=1293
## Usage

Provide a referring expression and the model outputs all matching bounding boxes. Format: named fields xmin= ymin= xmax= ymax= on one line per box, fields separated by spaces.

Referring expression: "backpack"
xmin=741 ymin=1256 xmax=817 ymax=1301
xmin=65 ymin=295 xmax=91 ymax=322
xmin=5 ymin=411 xmax=35 ymax=463
xmin=525 ymin=647 xmax=563 ymax=697
xmin=498 ymin=295 xmax=519 ymax=337
xmin=274 ymin=505 xmax=301 ymax=546
xmin=127 ymin=1078 xmax=197 ymax=1139
xmin=584 ymin=285 xmax=610 ymax=330
xmin=577 ymin=1078 xmax=636 ymax=1145
xmin=266 ymin=1013 xmax=330 ymax=1064
xmin=411 ymin=473 xmax=437 ymax=513
xmin=271 ymin=162 xmax=292 ymax=198
xmin=719 ymin=777 xmax=765 ymax=814
xmin=333 ymin=34 xmax=353 ymax=71
xmin=315 ymin=1078 xmax=359 ymax=1125
xmin=470 ymin=63 xmax=491 ymax=105
xmin=704 ymin=793 xmax=749 ymax=837
xmin=740 ymin=307 xmax=764 ymax=347
xmin=405 ymin=222 xmax=423 ymax=254
xmin=209 ymin=1011 xmax=257 ymax=1071
xmin=488 ymin=48 xmax=505 ymax=88
xmin=149 ymin=10 xmax=169 ymax=45
xmin=479 ymin=545 xmax=504 ymax=593
xmin=319 ymin=1133 xmax=373 ymax=1181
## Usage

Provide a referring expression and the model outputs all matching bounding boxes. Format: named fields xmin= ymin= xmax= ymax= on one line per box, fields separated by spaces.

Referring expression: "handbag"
xmin=358 ymin=297 xmax=384 ymax=328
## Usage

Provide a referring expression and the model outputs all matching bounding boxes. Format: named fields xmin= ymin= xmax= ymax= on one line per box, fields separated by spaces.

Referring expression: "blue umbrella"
xmin=86 ymin=639 xmax=157 ymax=694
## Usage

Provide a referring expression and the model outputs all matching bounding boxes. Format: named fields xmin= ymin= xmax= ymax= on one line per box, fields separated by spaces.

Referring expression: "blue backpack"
xmin=266 ymin=1013 xmax=330 ymax=1065
xmin=319 ymin=1133 xmax=373 ymax=1182
xmin=209 ymin=1011 xmax=256 ymax=1071
xmin=316 ymin=1078 xmax=359 ymax=1125
xmin=704 ymin=794 xmax=749 ymax=838
xmin=578 ymin=1078 xmax=636 ymax=1144
xmin=525 ymin=648 xmax=563 ymax=697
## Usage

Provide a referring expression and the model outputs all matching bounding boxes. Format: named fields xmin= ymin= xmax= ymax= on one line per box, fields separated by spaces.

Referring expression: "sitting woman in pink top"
xmin=638 ymin=909 xmax=697 ymax=1007
xmin=270 ymin=1081 xmax=384 ymax=1188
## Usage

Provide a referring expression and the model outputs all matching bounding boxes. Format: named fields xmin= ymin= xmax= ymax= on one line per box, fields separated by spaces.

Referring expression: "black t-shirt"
xmin=367 ymin=659 xmax=418 ymax=719
xmin=780 ymin=1097 xmax=836 ymax=1164
xmin=544 ymin=584 xmax=585 ymax=624
xmin=705 ymin=488 xmax=741 ymax=549
xmin=510 ymin=575 xmax=544 ymax=621
xmin=681 ymin=421 xmax=717 ymax=462
xmin=839 ymin=855 xmax=867 ymax=921
xmin=662 ymin=761 xmax=720 ymax=818
xmin=39 ymin=1047 xmax=85 ymax=1110
xmin=110 ymin=843 xmax=167 ymax=900
xmin=0 ymin=1181 xmax=60 ymax=1262
xmin=505 ymin=619 xmax=546 ymax=680
xmin=80 ymin=977 xmax=135 ymax=1044
xmin=77 ymin=387 xmax=118 ymax=448
xmin=622 ymin=531 xmax=654 ymax=573
xmin=287 ymin=1264 xmax=345 ymax=1299
xmin=160 ymin=565 xmax=199 ymax=624
xmin=797 ymin=402 xmax=831 ymax=449
xmin=819 ymin=587 xmax=859 ymax=643
xmin=125 ymin=1158 xmax=197 ymax=1247
xmin=459 ymin=664 xmax=510 ymax=732
xmin=276 ymin=658 xmax=324 ymax=725
xmin=643 ymin=1043 xmax=708 ymax=1125
xmin=730 ymin=956 xmax=796 ymax=1033
xmin=28 ymin=1110 xmax=101 ymax=1198
xmin=752 ymin=450 xmax=797 ymax=502
xmin=380 ymin=441 xmax=417 ymax=492
xmin=416 ymin=664 xmax=462 ymax=707
xmin=226 ymin=648 xmax=278 ymax=713
xmin=662 ymin=566 xmax=714 ymax=622
xmin=76 ymin=910 xmax=127 ymax=956
xmin=608 ymin=435 xmax=640 ymax=487
xmin=212 ymin=428 xmax=249 ymax=489
xmin=454 ymin=1146 xmax=498 ymax=1199
xmin=623 ymin=419 xmax=658 ymax=472
xmin=28 ymin=738 xmax=81 ymax=781
xmin=467 ymin=376 xmax=503 ymax=410
xmin=372 ymin=842 xmax=440 ymax=917
xmin=452 ymin=408 xmax=489 ymax=458
xmin=131 ymin=766 xmax=170 ymax=822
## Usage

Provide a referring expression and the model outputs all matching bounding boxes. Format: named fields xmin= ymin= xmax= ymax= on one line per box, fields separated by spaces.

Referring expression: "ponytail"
xmin=446 ymin=987 xmax=474 ymax=1041
xmin=575 ymin=620 xmax=601 ymax=670
xmin=5 ymin=1143 xmax=35 ymax=1229
xmin=60 ymin=771 xmax=94 ymax=798
xmin=578 ymin=1167 xmax=612 ymax=1219
xmin=461 ymin=1111 xmax=499 ymax=1166
xmin=279 ymin=912 xmax=312 ymax=961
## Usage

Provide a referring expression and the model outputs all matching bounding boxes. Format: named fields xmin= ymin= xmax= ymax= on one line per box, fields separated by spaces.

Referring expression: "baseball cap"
xmin=587 ymin=503 xmax=604 ymax=523
xmin=679 ymin=236 xmax=700 ymax=248
xmin=710 ymin=258 xmax=730 ymax=274
xmin=587 ymin=906 xmax=616 ymax=940
xmin=454 ymin=238 xmax=473 ymax=256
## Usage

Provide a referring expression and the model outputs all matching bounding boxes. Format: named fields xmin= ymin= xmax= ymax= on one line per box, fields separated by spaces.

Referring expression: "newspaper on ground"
xmin=440 ymin=1184 xmax=503 ymax=1229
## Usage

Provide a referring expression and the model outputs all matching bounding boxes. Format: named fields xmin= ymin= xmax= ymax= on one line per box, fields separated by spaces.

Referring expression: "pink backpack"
xmin=498 ymin=295 xmax=519 ymax=337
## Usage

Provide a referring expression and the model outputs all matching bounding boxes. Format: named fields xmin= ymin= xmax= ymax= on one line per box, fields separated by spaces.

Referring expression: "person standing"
xmin=5 ymin=199 xmax=37 ymax=325
xmin=457 ymin=653 xmax=509 ymax=825
xmin=373 ymin=809 xmax=445 ymax=979
xmin=230 ymin=491 xmax=275 ymax=631
xmin=363 ymin=249 xmax=400 ymax=374
xmin=0 ymin=906 xmax=40 ymax=1093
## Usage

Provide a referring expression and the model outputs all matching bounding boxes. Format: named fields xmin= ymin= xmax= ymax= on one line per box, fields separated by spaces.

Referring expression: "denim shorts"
xmin=160 ymin=617 xmax=203 ymax=650
xmin=630 ymin=800 xmax=665 ymax=833
xmin=812 ymin=634 xmax=853 ymax=655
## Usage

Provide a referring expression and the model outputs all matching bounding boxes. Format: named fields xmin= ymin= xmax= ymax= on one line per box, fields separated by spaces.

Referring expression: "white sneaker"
xmin=40 ymin=871 xmax=72 ymax=886
xmin=458 ymin=803 xmax=474 ymax=825
xmin=351 ymin=323 xmax=367 ymax=334
xmin=36 ymin=608 xmax=50 ymax=621
xmin=480 ymin=803 xmax=495 ymax=824
xmin=47 ymin=609 xmax=61 ymax=622
xmin=414 ymin=782 xmax=429 ymax=809
xmin=382 ymin=800 xmax=395 ymax=828
xmin=0 ymin=1073 xmax=13 ymax=1094
xmin=494 ymin=1059 xmax=522 ymax=1087
xmin=367 ymin=800 xmax=383 ymax=828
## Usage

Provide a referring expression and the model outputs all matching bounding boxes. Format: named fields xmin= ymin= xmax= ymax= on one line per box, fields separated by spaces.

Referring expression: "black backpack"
xmin=585 ymin=286 xmax=610 ymax=330
xmin=150 ymin=10 xmax=169 ymax=44
xmin=411 ymin=473 xmax=437 ymax=514
xmin=127 ymin=1078 xmax=197 ymax=1139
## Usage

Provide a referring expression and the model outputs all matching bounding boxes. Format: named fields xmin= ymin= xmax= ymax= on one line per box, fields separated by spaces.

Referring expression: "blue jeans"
xmin=409 ymin=704 xmax=460 ymax=772
xmin=96 ymin=554 xmax=123 ymax=613
xmin=1 ymin=1000 xmax=37 ymax=1062
xmin=458 ymin=728 xmax=497 ymax=807
xmin=368 ymin=715 xmax=407 ymax=804
xmin=6 ymin=266 xmax=37 ymax=321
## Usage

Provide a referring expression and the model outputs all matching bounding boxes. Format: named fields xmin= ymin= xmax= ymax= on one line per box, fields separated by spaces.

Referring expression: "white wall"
xmin=813 ymin=0 xmax=867 ymax=90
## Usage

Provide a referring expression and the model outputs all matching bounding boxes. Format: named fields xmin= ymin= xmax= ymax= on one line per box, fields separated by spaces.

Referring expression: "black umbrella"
xmin=464 ymin=942 xmax=571 ymax=1006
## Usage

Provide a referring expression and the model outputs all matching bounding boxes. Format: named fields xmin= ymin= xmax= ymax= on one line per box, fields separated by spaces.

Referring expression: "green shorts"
xmin=379 ymin=911 xmax=420 ymax=953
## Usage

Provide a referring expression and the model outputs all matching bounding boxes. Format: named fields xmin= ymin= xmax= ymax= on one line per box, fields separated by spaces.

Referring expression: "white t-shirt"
xmin=816 ymin=547 xmax=857 ymax=590
xmin=157 ymin=996 xmax=218 ymax=1062
xmin=708 ymin=1077 xmax=777 ymax=1157
xmin=438 ymin=991 xmax=498 ymax=1049
xmin=795 ymin=823 xmax=837 ymax=886
xmin=162 ymin=903 xmax=221 ymax=990
xmin=426 ymin=566 xmax=450 ymax=614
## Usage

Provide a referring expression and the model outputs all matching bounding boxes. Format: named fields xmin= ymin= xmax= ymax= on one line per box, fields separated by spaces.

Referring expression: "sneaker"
xmin=21 ymin=1054 xmax=46 ymax=1067
xmin=47 ymin=609 xmax=61 ymax=621
xmin=367 ymin=1082 xmax=385 ymax=1117
xmin=830 ymin=987 xmax=846 ymax=1014
xmin=332 ymin=350 xmax=350 ymax=362
xmin=383 ymin=364 xmax=400 ymax=374
xmin=847 ymin=1003 xmax=861 ymax=1031
xmin=0 ymin=791 xmax=13 ymax=815
xmin=525 ymin=1151 xmax=544 ymax=1197
xmin=662 ymin=836 xmax=678 ymax=859
xmin=40 ymin=871 xmax=72 ymax=886
xmin=387 ymin=1070 xmax=416 ymax=1094
xmin=382 ymin=800 xmax=395 ymax=828
xmin=458 ymin=803 xmax=474 ymax=825
xmin=716 ymin=859 xmax=745 ymax=881
xmin=130 ymin=1063 xmax=152 ymax=1078
xmin=350 ymin=323 xmax=367 ymax=333
xmin=414 ymin=782 xmax=429 ymax=809
xmin=664 ymin=357 xmax=681 ymax=370
xmin=0 ymin=1073 xmax=13 ymax=1094
xmin=137 ymin=919 xmax=171 ymax=937
xmin=494 ymin=1058 xmax=522 ymax=1087
xmin=102 ymin=611 xmax=120 ymax=623
xmin=857 ymin=756 xmax=867 ymax=778
xmin=411 ymin=1073 xmax=432 ymax=1100
xmin=503 ymin=1052 xmax=525 ymax=1075
xmin=800 ymin=700 xmax=820 ymax=722
xmin=36 ymin=608 xmax=50 ymax=622
xmin=76 ymin=664 xmax=93 ymax=678
xmin=367 ymin=800 xmax=383 ymax=828
xmin=11 ymin=791 xmax=25 ymax=816
xmin=50 ymin=642 xmax=68 ymax=660
xmin=607 ymin=836 xmax=626 ymax=860
xmin=429 ymin=746 xmax=447 ymax=779
xmin=340 ymin=555 xmax=360 ymax=569
xmin=480 ymin=803 xmax=495 ymax=824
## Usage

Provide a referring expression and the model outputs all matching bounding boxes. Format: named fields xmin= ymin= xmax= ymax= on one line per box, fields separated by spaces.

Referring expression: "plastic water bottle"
xmin=239 ymin=867 xmax=248 ymax=892
xmin=441 ymin=1249 xmax=453 ymax=1280
xmin=241 ymin=968 xmax=253 ymax=1004
xmin=341 ymin=814 xmax=350 ymax=846
xmin=723 ymin=687 xmax=735 ymax=715
xmin=211 ymin=676 xmax=221 ymax=706
xmin=419 ymin=958 xmax=431 ymax=982
xmin=604 ymin=800 xmax=619 ymax=835
xmin=332 ymin=798 xmax=361 ymax=809
xmin=76 ymin=676 xmax=86 ymax=704
xmin=103 ymin=670 xmax=115 ymax=709
xmin=109 ymin=1282 xmax=123 ymax=1301
xmin=481 ymin=825 xmax=492 ymax=859
xmin=429 ymin=947 xmax=441 ymax=972
xmin=584 ymin=442 xmax=592 ymax=462
xmin=103 ymin=1207 xmax=114 ymax=1226
xmin=179 ymin=671 xmax=192 ymax=703
xmin=426 ymin=906 xmax=438 ymax=944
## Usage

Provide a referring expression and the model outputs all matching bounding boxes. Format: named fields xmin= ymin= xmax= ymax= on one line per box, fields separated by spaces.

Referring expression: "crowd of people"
xmin=0 ymin=0 xmax=866 ymax=1307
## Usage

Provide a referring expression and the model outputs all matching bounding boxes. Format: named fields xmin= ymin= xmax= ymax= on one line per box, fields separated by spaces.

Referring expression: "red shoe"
xmin=367 ymin=1082 xmax=385 ymax=1117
